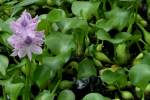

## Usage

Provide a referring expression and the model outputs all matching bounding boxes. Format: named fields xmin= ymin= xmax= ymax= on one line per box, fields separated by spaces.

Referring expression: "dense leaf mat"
xmin=0 ymin=0 xmax=150 ymax=100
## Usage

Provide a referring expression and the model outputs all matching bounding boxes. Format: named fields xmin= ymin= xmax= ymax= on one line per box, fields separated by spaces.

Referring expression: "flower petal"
xmin=31 ymin=45 xmax=42 ymax=54
xmin=10 ymin=49 xmax=18 ymax=57
xmin=27 ymin=48 xmax=32 ymax=61
xmin=18 ymin=49 xmax=26 ymax=58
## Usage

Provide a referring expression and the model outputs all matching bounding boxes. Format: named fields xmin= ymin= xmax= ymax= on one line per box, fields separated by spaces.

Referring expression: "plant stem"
xmin=3 ymin=86 xmax=6 ymax=100
xmin=50 ymin=79 xmax=61 ymax=98
xmin=23 ymin=59 xmax=31 ymax=100
xmin=142 ymin=92 xmax=145 ymax=100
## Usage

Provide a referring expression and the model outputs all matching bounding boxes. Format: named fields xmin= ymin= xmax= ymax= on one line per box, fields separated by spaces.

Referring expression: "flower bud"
xmin=115 ymin=43 xmax=129 ymax=65
xmin=96 ymin=44 xmax=103 ymax=51
xmin=133 ymin=53 xmax=143 ymax=65
xmin=138 ymin=23 xmax=150 ymax=45
xmin=145 ymin=83 xmax=150 ymax=93
xmin=59 ymin=80 xmax=74 ymax=89
xmin=95 ymin=52 xmax=111 ymax=63
xmin=93 ymin=58 xmax=103 ymax=68
xmin=47 ymin=0 xmax=54 ymax=5
xmin=121 ymin=91 xmax=133 ymax=100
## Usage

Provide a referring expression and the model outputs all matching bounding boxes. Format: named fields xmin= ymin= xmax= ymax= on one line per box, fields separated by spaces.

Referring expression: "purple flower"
xmin=8 ymin=10 xmax=44 ymax=61
xmin=10 ymin=10 xmax=38 ymax=35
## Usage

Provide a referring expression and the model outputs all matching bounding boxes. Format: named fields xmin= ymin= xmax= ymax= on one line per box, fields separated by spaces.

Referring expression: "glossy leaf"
xmin=96 ymin=6 xmax=130 ymax=31
xmin=33 ymin=64 xmax=56 ymax=88
xmin=45 ymin=32 xmax=75 ymax=57
xmin=82 ymin=93 xmax=108 ymax=100
xmin=71 ymin=1 xmax=99 ymax=19
xmin=0 ymin=55 xmax=9 ymax=76
xmin=47 ymin=9 xmax=66 ymax=22
xmin=129 ymin=64 xmax=150 ymax=89
xmin=35 ymin=90 xmax=52 ymax=100
xmin=56 ymin=18 xmax=88 ymax=32
xmin=43 ymin=55 xmax=65 ymax=70
xmin=5 ymin=83 xmax=24 ymax=100
xmin=78 ymin=58 xmax=97 ymax=79
xmin=96 ymin=29 xmax=132 ymax=44
xmin=37 ymin=19 xmax=51 ymax=35
xmin=101 ymin=68 xmax=127 ymax=87
xmin=141 ymin=53 xmax=150 ymax=65
xmin=58 ymin=90 xmax=75 ymax=100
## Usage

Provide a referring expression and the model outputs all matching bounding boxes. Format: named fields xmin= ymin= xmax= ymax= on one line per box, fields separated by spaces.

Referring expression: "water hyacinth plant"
xmin=1 ymin=0 xmax=150 ymax=100
xmin=7 ymin=10 xmax=44 ymax=100
xmin=8 ymin=10 xmax=44 ymax=61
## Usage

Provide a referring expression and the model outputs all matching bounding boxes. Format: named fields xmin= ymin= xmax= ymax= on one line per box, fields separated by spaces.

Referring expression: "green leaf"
xmin=96 ymin=19 xmax=113 ymax=32
xmin=96 ymin=6 xmax=130 ymax=31
xmin=82 ymin=93 xmax=108 ymax=100
xmin=129 ymin=64 xmax=150 ymax=89
xmin=47 ymin=9 xmax=66 ymax=22
xmin=58 ymin=90 xmax=75 ymax=100
xmin=5 ymin=83 xmax=24 ymax=100
xmin=95 ymin=52 xmax=111 ymax=63
xmin=43 ymin=55 xmax=65 ymax=70
xmin=11 ymin=6 xmax=23 ymax=17
xmin=73 ymin=29 xmax=86 ymax=56
xmin=114 ymin=43 xmax=130 ymax=65
xmin=95 ymin=29 xmax=111 ymax=41
xmin=78 ymin=58 xmax=97 ymax=79
xmin=137 ymin=23 xmax=150 ymax=45
xmin=33 ymin=64 xmax=56 ymax=88
xmin=0 ymin=55 xmax=9 ymax=76
xmin=37 ymin=19 xmax=51 ymax=35
xmin=15 ymin=0 xmax=46 ymax=7
xmin=96 ymin=29 xmax=132 ymax=44
xmin=0 ymin=19 xmax=12 ymax=33
xmin=45 ymin=32 xmax=75 ymax=56
xmin=141 ymin=53 xmax=150 ymax=65
xmin=56 ymin=18 xmax=88 ymax=32
xmin=39 ymin=14 xmax=47 ymax=20
xmin=59 ymin=80 xmax=74 ymax=89
xmin=71 ymin=1 xmax=99 ymax=19
xmin=113 ymin=32 xmax=132 ymax=43
xmin=121 ymin=91 xmax=133 ymax=100
xmin=101 ymin=68 xmax=127 ymax=87
xmin=11 ymin=0 xmax=46 ymax=16
xmin=0 ymin=32 xmax=11 ymax=47
xmin=35 ymin=90 xmax=52 ymax=100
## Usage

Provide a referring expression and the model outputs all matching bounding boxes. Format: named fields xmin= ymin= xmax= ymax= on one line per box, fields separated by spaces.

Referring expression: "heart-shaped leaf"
xmin=82 ymin=93 xmax=108 ymax=100
xmin=5 ymin=83 xmax=24 ymax=100
xmin=33 ymin=64 xmax=56 ymax=88
xmin=96 ymin=29 xmax=132 ymax=44
xmin=129 ymin=64 xmax=150 ymax=89
xmin=56 ymin=18 xmax=88 ymax=32
xmin=101 ymin=68 xmax=127 ymax=87
xmin=0 ymin=55 xmax=9 ymax=76
xmin=35 ymin=90 xmax=52 ymax=100
xmin=78 ymin=58 xmax=97 ymax=79
xmin=46 ymin=32 xmax=75 ymax=55
xmin=43 ymin=55 xmax=65 ymax=70
xmin=71 ymin=1 xmax=99 ymax=19
xmin=58 ymin=90 xmax=75 ymax=100
xmin=96 ymin=6 xmax=130 ymax=31
xmin=47 ymin=9 xmax=66 ymax=22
